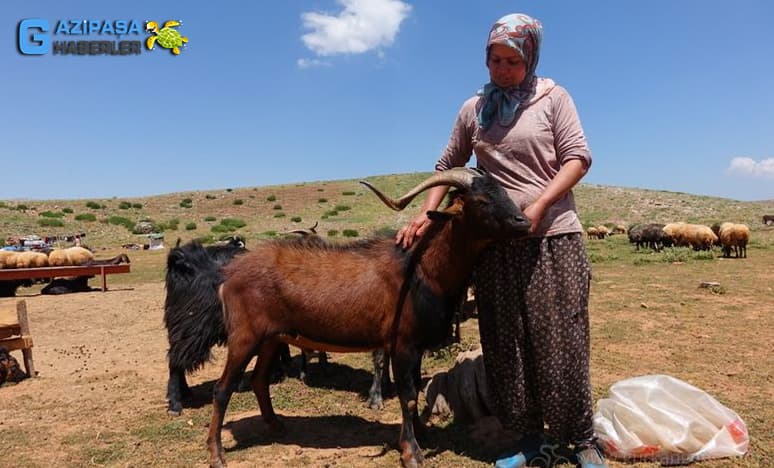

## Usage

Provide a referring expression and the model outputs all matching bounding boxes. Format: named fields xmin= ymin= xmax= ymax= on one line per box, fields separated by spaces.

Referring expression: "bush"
xmin=205 ymin=194 xmax=216 ymax=200
xmin=220 ymin=218 xmax=246 ymax=229
xmin=327 ymin=230 xmax=338 ymax=237
xmin=211 ymin=224 xmax=231 ymax=233
xmin=342 ymin=191 xmax=355 ymax=196
xmin=291 ymin=216 xmax=302 ymax=223
xmin=0 ymin=201 xmax=6 ymax=209
xmin=185 ymin=222 xmax=197 ymax=231
xmin=38 ymin=218 xmax=64 ymax=227
xmin=226 ymin=188 xmax=233 ymax=192
xmin=195 ymin=235 xmax=214 ymax=244
xmin=39 ymin=211 xmax=64 ymax=218
xmin=342 ymin=229 xmax=359 ymax=237
xmin=318 ymin=198 xmax=328 ymax=203
xmin=261 ymin=231 xmax=277 ymax=237
xmin=132 ymin=203 xmax=143 ymax=209
xmin=273 ymin=204 xmax=282 ymax=210
xmin=274 ymin=213 xmax=286 ymax=218
xmin=118 ymin=201 xmax=131 ymax=210
xmin=334 ymin=205 xmax=351 ymax=211
xmin=108 ymin=216 xmax=135 ymax=231
xmin=180 ymin=198 xmax=193 ymax=208
xmin=62 ymin=207 xmax=73 ymax=214
xmin=75 ymin=213 xmax=97 ymax=222
xmin=85 ymin=201 xmax=101 ymax=209
xmin=16 ymin=204 xmax=29 ymax=211
xmin=233 ymin=199 xmax=244 ymax=205
xmin=266 ymin=195 xmax=277 ymax=202
xmin=324 ymin=210 xmax=339 ymax=217
xmin=204 ymin=216 xmax=216 ymax=222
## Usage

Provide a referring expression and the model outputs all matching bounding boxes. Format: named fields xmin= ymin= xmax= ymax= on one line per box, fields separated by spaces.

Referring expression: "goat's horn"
xmin=360 ymin=167 xmax=485 ymax=211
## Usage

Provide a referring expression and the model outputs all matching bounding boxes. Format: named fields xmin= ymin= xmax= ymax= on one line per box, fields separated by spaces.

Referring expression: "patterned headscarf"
xmin=477 ymin=13 xmax=543 ymax=129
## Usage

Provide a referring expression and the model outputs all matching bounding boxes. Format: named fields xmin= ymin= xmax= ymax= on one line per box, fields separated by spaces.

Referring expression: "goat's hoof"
xmin=400 ymin=454 xmax=423 ymax=468
xmin=167 ymin=402 xmax=183 ymax=417
xmin=367 ymin=398 xmax=384 ymax=410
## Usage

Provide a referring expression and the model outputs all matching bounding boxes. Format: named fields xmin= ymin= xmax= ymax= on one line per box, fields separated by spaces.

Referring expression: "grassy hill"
xmin=2 ymin=173 xmax=773 ymax=249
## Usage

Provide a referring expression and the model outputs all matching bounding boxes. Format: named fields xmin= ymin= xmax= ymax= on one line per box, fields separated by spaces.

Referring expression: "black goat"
xmin=163 ymin=236 xmax=249 ymax=416
xmin=206 ymin=168 xmax=530 ymax=468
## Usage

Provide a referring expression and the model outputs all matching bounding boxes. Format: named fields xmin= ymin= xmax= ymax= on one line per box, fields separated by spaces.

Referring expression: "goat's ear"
xmin=427 ymin=199 xmax=464 ymax=222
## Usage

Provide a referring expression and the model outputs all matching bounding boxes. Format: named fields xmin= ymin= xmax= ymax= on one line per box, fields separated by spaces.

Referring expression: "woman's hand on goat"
xmin=396 ymin=212 xmax=432 ymax=249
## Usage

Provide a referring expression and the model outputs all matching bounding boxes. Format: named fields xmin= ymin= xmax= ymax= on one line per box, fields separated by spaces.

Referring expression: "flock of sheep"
xmin=586 ymin=221 xmax=751 ymax=258
xmin=0 ymin=246 xmax=101 ymax=269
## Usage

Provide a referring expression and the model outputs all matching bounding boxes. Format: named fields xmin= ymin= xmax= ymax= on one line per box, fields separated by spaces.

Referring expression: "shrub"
xmin=211 ymin=224 xmax=231 ymax=233
xmin=318 ymin=198 xmax=328 ymax=203
xmin=266 ymin=195 xmax=276 ymax=202
xmin=204 ymin=216 xmax=216 ymax=222
xmin=273 ymin=212 xmax=286 ymax=218
xmin=62 ymin=207 xmax=73 ymax=214
xmin=220 ymin=218 xmax=246 ymax=229
xmin=205 ymin=194 xmax=216 ymax=200
xmin=86 ymin=201 xmax=101 ymax=209
xmin=38 ymin=218 xmax=64 ymax=227
xmin=195 ymin=235 xmax=214 ymax=244
xmin=273 ymin=204 xmax=282 ymax=210
xmin=327 ymin=230 xmax=338 ymax=237
xmin=261 ymin=231 xmax=277 ymax=237
xmin=334 ymin=205 xmax=351 ymax=211
xmin=185 ymin=222 xmax=197 ymax=231
xmin=75 ymin=213 xmax=97 ymax=222
xmin=132 ymin=203 xmax=143 ymax=209
xmin=226 ymin=188 xmax=233 ymax=192
xmin=39 ymin=211 xmax=64 ymax=218
xmin=118 ymin=201 xmax=131 ymax=210
xmin=324 ymin=210 xmax=339 ymax=217
xmin=342 ymin=229 xmax=359 ymax=237
xmin=0 ymin=201 xmax=6 ymax=208
xmin=16 ymin=204 xmax=29 ymax=211
xmin=108 ymin=216 xmax=135 ymax=231
xmin=291 ymin=216 xmax=302 ymax=223
xmin=180 ymin=198 xmax=193 ymax=208
xmin=342 ymin=191 xmax=355 ymax=196
xmin=233 ymin=199 xmax=244 ymax=205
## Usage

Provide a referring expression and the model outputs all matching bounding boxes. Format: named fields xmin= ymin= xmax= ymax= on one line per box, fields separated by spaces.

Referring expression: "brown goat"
xmin=205 ymin=168 xmax=530 ymax=468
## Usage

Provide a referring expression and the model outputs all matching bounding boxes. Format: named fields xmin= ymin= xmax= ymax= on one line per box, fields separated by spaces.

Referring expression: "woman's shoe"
xmin=494 ymin=433 xmax=544 ymax=468
xmin=574 ymin=444 xmax=608 ymax=468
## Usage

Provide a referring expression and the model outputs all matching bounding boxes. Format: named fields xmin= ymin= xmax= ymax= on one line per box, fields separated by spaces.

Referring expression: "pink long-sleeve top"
xmin=435 ymin=78 xmax=592 ymax=237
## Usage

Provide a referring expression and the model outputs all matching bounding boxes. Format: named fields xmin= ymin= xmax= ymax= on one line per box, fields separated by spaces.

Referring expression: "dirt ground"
xmin=0 ymin=240 xmax=772 ymax=467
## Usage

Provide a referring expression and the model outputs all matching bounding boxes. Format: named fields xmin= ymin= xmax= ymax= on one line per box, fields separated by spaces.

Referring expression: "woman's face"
xmin=487 ymin=43 xmax=527 ymax=88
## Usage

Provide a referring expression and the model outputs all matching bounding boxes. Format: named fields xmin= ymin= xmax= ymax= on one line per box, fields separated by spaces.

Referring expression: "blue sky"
xmin=2 ymin=1 xmax=773 ymax=202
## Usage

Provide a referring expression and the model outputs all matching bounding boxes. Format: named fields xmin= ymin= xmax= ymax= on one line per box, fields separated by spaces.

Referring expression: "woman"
xmin=396 ymin=13 xmax=606 ymax=468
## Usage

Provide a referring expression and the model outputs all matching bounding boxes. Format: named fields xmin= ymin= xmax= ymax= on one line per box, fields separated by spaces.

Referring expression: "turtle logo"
xmin=145 ymin=20 xmax=188 ymax=55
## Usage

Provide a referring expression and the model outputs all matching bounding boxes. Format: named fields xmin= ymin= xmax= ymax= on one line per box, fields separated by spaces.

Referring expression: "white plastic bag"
xmin=593 ymin=374 xmax=748 ymax=465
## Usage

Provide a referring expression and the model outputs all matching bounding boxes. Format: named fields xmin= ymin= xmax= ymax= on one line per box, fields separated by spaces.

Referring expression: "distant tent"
xmin=147 ymin=233 xmax=165 ymax=250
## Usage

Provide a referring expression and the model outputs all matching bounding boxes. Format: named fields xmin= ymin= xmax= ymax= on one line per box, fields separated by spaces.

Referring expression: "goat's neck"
xmin=416 ymin=221 xmax=482 ymax=296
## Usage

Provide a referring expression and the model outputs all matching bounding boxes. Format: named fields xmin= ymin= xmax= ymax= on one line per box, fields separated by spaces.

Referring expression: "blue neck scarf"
xmin=477 ymin=13 xmax=543 ymax=130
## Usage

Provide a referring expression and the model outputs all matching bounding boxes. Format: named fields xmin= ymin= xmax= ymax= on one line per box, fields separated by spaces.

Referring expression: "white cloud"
xmin=297 ymin=58 xmax=331 ymax=69
xmin=300 ymin=0 xmax=411 ymax=56
xmin=727 ymin=157 xmax=774 ymax=179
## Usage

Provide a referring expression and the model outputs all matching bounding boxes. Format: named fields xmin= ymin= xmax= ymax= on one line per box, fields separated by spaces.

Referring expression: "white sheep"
xmin=47 ymin=246 xmax=95 ymax=266
xmin=718 ymin=222 xmax=750 ymax=258
xmin=15 ymin=251 xmax=49 ymax=268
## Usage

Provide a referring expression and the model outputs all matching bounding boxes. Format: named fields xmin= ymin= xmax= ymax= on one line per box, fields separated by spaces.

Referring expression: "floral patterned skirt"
xmin=472 ymin=233 xmax=594 ymax=444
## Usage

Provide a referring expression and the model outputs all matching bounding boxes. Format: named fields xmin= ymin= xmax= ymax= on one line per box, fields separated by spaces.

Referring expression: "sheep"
xmin=664 ymin=223 xmax=716 ymax=251
xmin=628 ymin=223 xmax=670 ymax=251
xmin=596 ymin=225 xmax=610 ymax=239
xmin=163 ymin=236 xmax=253 ymax=416
xmin=47 ymin=247 xmax=129 ymax=267
xmin=205 ymin=167 xmax=531 ymax=468
xmin=14 ymin=251 xmax=49 ymax=268
xmin=586 ymin=227 xmax=599 ymax=240
xmin=717 ymin=222 xmax=750 ymax=258
xmin=613 ymin=224 xmax=627 ymax=235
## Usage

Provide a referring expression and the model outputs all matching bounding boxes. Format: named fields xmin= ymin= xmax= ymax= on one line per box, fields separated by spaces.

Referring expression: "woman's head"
xmin=485 ymin=13 xmax=542 ymax=88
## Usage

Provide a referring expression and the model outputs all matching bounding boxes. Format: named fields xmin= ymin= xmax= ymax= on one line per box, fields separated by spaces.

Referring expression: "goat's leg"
xmin=392 ymin=349 xmax=425 ymax=467
xmin=367 ymin=349 xmax=387 ymax=409
xmin=166 ymin=366 xmax=189 ymax=416
xmin=206 ymin=345 xmax=255 ymax=468
xmin=252 ymin=339 xmax=285 ymax=433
